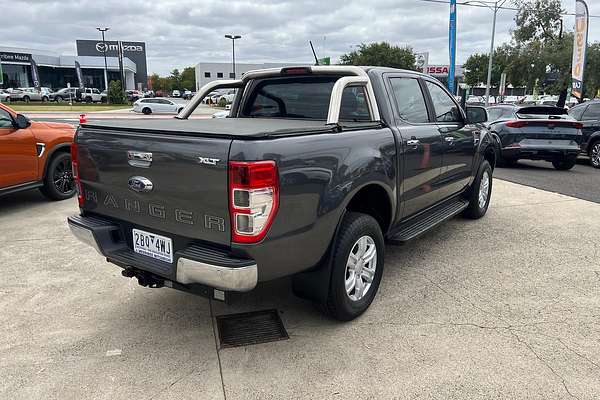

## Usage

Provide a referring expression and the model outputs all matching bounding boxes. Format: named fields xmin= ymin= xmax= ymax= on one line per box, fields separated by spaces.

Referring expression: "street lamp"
xmin=96 ymin=27 xmax=110 ymax=97
xmin=463 ymin=0 xmax=508 ymax=106
xmin=224 ymin=34 xmax=242 ymax=79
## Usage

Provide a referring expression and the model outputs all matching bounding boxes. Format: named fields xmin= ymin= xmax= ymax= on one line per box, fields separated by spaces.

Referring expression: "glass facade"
xmin=1 ymin=64 xmax=30 ymax=88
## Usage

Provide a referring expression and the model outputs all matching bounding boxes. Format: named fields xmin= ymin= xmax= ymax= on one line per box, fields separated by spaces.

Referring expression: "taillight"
xmin=574 ymin=122 xmax=584 ymax=130
xmin=506 ymin=120 xmax=527 ymax=128
xmin=71 ymin=142 xmax=83 ymax=206
xmin=229 ymin=161 xmax=279 ymax=243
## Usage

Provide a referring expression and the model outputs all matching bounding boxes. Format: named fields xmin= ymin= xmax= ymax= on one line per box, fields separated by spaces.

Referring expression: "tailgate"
xmin=517 ymin=120 xmax=582 ymax=141
xmin=76 ymin=126 xmax=231 ymax=246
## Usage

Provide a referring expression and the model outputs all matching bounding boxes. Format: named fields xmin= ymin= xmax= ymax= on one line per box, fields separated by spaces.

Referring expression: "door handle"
xmin=406 ymin=139 xmax=420 ymax=146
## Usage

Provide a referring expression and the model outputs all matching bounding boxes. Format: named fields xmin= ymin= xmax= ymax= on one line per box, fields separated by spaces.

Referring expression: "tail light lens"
xmin=229 ymin=161 xmax=279 ymax=243
xmin=71 ymin=142 xmax=83 ymax=206
xmin=506 ymin=120 xmax=527 ymax=128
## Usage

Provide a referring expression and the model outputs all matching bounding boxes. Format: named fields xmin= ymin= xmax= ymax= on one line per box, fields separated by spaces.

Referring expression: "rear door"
xmin=0 ymin=109 xmax=37 ymax=188
xmin=76 ymin=127 xmax=232 ymax=245
xmin=385 ymin=74 xmax=444 ymax=218
xmin=423 ymin=79 xmax=475 ymax=198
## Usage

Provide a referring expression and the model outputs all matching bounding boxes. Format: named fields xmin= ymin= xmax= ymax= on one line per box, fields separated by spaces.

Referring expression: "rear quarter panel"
xmin=230 ymin=127 xmax=397 ymax=281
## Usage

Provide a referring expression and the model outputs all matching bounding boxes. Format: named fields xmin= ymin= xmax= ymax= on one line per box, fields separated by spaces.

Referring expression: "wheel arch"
xmin=42 ymin=143 xmax=71 ymax=180
xmin=342 ymin=182 xmax=395 ymax=235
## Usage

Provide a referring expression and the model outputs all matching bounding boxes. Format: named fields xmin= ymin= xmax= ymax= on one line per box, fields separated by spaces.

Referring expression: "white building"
xmin=195 ymin=62 xmax=307 ymax=90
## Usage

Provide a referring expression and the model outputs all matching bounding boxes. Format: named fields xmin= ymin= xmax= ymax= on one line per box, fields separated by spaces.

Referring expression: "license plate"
xmin=132 ymin=228 xmax=173 ymax=263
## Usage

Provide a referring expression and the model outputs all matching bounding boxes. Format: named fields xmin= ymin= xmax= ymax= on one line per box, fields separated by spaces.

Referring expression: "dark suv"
xmin=568 ymin=100 xmax=600 ymax=169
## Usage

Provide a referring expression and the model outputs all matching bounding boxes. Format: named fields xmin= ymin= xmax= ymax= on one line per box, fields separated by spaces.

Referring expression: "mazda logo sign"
xmin=96 ymin=42 xmax=108 ymax=53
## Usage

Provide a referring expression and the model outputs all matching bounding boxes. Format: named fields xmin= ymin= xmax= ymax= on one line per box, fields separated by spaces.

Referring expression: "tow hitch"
xmin=122 ymin=268 xmax=165 ymax=288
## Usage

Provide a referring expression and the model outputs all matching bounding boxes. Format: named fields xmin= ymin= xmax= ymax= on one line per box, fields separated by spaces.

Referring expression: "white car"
xmin=171 ymin=90 xmax=181 ymax=97
xmin=133 ymin=98 xmax=184 ymax=115
xmin=0 ymin=90 xmax=10 ymax=102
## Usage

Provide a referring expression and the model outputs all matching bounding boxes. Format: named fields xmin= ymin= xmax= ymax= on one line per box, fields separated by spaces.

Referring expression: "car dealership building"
xmin=0 ymin=40 xmax=148 ymax=91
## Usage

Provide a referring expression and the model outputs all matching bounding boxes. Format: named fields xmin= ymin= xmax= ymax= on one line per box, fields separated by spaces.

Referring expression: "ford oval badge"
xmin=128 ymin=176 xmax=153 ymax=193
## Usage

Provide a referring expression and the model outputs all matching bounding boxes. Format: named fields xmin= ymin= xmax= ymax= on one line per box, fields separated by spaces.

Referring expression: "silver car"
xmin=133 ymin=98 xmax=184 ymax=115
xmin=9 ymin=87 xmax=51 ymax=102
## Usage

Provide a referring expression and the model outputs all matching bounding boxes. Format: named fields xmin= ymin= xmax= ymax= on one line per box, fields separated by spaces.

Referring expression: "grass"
xmin=5 ymin=102 xmax=131 ymax=112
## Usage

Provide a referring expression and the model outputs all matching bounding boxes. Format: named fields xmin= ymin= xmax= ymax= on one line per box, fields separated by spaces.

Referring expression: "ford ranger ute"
xmin=67 ymin=66 xmax=496 ymax=321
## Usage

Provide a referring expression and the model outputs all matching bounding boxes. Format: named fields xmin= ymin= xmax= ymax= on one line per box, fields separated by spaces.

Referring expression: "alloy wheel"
xmin=591 ymin=143 xmax=600 ymax=168
xmin=478 ymin=170 xmax=490 ymax=209
xmin=53 ymin=157 xmax=74 ymax=194
xmin=344 ymin=235 xmax=377 ymax=302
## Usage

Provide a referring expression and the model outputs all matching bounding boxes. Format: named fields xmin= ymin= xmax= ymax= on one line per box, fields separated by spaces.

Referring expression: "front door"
xmin=0 ymin=109 xmax=38 ymax=188
xmin=386 ymin=75 xmax=445 ymax=218
xmin=423 ymin=80 xmax=475 ymax=198
xmin=580 ymin=103 xmax=600 ymax=152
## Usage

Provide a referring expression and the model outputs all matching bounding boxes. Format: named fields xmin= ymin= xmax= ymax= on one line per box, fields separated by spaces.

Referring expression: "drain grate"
xmin=215 ymin=309 xmax=289 ymax=348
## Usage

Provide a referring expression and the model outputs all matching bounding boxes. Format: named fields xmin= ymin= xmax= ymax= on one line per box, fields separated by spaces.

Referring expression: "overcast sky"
xmin=4 ymin=0 xmax=599 ymax=75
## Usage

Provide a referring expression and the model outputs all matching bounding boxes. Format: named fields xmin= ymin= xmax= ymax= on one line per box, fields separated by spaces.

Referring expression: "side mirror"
xmin=15 ymin=114 xmax=31 ymax=129
xmin=466 ymin=106 xmax=488 ymax=124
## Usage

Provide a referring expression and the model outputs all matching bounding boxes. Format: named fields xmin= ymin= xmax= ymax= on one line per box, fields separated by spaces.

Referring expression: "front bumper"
xmin=67 ymin=214 xmax=258 ymax=292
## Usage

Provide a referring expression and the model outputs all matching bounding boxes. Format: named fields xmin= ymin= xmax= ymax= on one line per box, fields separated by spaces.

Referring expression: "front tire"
xmin=40 ymin=152 xmax=76 ymax=201
xmin=589 ymin=141 xmax=600 ymax=169
xmin=463 ymin=160 xmax=492 ymax=219
xmin=552 ymin=157 xmax=576 ymax=170
xmin=23 ymin=95 xmax=30 ymax=103
xmin=142 ymin=107 xmax=152 ymax=115
xmin=321 ymin=212 xmax=385 ymax=321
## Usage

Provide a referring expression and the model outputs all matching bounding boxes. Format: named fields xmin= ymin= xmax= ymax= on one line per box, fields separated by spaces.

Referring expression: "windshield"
xmin=241 ymin=75 xmax=371 ymax=121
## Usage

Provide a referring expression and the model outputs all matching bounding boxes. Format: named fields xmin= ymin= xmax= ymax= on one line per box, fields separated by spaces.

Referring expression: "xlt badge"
xmin=198 ymin=157 xmax=220 ymax=165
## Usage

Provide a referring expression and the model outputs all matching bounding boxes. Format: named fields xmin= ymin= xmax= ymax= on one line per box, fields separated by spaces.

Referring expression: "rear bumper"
xmin=67 ymin=214 xmax=258 ymax=292
xmin=502 ymin=142 xmax=580 ymax=160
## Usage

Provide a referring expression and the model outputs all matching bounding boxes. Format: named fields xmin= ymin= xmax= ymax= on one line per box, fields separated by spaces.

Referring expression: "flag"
xmin=571 ymin=0 xmax=589 ymax=99
xmin=448 ymin=0 xmax=457 ymax=94
xmin=75 ymin=61 xmax=84 ymax=89
xmin=30 ymin=59 xmax=40 ymax=89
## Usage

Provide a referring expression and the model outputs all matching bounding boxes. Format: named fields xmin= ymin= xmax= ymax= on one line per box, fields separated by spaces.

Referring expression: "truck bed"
xmin=81 ymin=118 xmax=341 ymax=139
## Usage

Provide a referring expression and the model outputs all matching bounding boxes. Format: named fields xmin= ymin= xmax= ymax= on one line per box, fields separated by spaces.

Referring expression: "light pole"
xmin=464 ymin=0 xmax=508 ymax=106
xmin=96 ymin=27 xmax=110 ymax=100
xmin=224 ymin=34 xmax=242 ymax=78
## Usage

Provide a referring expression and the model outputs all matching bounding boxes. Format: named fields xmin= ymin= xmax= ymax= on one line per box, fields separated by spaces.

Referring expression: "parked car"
xmin=486 ymin=104 xmax=583 ymax=170
xmin=51 ymin=87 xmax=79 ymax=103
xmin=143 ymin=90 xmax=155 ymax=98
xmin=0 ymin=90 xmax=10 ymax=102
xmin=80 ymin=88 xmax=103 ymax=103
xmin=182 ymin=90 xmax=193 ymax=100
xmin=68 ymin=66 xmax=497 ymax=321
xmin=171 ymin=90 xmax=181 ymax=98
xmin=132 ymin=97 xmax=185 ymax=115
xmin=568 ymin=100 xmax=600 ymax=168
xmin=0 ymin=102 xmax=76 ymax=199
xmin=126 ymin=90 xmax=143 ymax=102
xmin=9 ymin=87 xmax=51 ymax=103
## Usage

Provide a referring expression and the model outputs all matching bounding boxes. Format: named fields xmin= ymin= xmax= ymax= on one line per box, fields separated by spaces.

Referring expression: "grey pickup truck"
xmin=68 ymin=66 xmax=497 ymax=320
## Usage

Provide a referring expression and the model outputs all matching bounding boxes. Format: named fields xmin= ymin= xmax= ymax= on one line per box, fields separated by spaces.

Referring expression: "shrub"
xmin=108 ymin=80 xmax=126 ymax=104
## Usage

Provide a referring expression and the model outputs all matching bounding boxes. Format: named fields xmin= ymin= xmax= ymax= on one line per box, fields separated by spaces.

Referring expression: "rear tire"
xmin=463 ymin=160 xmax=492 ymax=219
xmin=142 ymin=107 xmax=152 ymax=115
xmin=42 ymin=96 xmax=49 ymax=102
xmin=23 ymin=95 xmax=30 ymax=103
xmin=40 ymin=152 xmax=76 ymax=201
xmin=321 ymin=212 xmax=384 ymax=321
xmin=85 ymin=97 xmax=92 ymax=104
xmin=589 ymin=141 xmax=600 ymax=169
xmin=552 ymin=157 xmax=576 ymax=170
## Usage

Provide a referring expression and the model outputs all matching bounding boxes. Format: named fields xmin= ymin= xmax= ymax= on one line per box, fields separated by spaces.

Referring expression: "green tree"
xmin=108 ymin=80 xmax=126 ymax=104
xmin=513 ymin=0 xmax=563 ymax=44
xmin=169 ymin=69 xmax=182 ymax=91
xmin=584 ymin=43 xmax=600 ymax=98
xmin=181 ymin=67 xmax=196 ymax=91
xmin=148 ymin=73 xmax=160 ymax=91
xmin=339 ymin=42 xmax=416 ymax=70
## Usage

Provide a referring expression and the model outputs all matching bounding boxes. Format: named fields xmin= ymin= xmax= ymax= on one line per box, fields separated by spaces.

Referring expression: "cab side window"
xmin=0 ymin=109 xmax=13 ymax=128
xmin=389 ymin=77 xmax=429 ymax=123
xmin=425 ymin=81 xmax=462 ymax=123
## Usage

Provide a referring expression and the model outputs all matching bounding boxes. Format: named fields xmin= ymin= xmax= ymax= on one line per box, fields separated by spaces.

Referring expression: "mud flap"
xmin=291 ymin=210 xmax=346 ymax=304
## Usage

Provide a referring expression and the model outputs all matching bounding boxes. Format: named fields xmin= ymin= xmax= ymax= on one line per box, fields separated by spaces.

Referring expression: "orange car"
xmin=0 ymin=103 xmax=76 ymax=200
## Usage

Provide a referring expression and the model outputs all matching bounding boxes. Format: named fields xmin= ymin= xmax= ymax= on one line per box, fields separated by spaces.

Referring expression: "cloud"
xmin=3 ymin=0 xmax=599 ymax=75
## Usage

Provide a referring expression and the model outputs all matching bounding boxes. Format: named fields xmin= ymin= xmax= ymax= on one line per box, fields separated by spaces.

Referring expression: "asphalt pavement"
xmin=495 ymin=158 xmax=600 ymax=203
xmin=2 ymin=180 xmax=600 ymax=399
